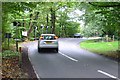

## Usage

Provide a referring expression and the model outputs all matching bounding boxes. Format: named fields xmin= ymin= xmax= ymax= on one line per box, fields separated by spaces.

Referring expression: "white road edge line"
xmin=28 ymin=49 xmax=40 ymax=80
xmin=98 ymin=70 xmax=120 ymax=80
xmin=59 ymin=51 xmax=78 ymax=62
xmin=28 ymin=56 xmax=40 ymax=80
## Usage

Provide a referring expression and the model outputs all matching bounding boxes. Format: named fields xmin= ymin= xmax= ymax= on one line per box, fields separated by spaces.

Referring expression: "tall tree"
xmin=78 ymin=2 xmax=120 ymax=38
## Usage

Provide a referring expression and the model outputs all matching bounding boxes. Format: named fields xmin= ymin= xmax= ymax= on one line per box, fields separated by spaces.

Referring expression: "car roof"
xmin=41 ymin=34 xmax=55 ymax=36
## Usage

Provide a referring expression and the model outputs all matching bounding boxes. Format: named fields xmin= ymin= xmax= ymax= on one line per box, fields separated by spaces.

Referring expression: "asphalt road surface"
xmin=26 ymin=38 xmax=119 ymax=80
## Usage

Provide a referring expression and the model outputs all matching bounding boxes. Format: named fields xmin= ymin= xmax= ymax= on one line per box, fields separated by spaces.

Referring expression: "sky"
xmin=68 ymin=9 xmax=85 ymax=27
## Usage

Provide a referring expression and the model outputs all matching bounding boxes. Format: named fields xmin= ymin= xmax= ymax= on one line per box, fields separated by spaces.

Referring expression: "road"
xmin=26 ymin=38 xmax=119 ymax=80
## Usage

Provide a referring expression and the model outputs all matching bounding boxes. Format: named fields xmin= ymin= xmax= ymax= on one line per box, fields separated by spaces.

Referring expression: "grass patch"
xmin=2 ymin=50 xmax=20 ymax=58
xmin=80 ymin=40 xmax=118 ymax=53
xmin=80 ymin=40 xmax=119 ymax=59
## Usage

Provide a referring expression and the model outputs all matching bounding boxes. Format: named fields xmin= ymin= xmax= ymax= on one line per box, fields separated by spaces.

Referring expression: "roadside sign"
xmin=5 ymin=33 xmax=12 ymax=49
xmin=22 ymin=31 xmax=27 ymax=36
xmin=5 ymin=33 xmax=12 ymax=38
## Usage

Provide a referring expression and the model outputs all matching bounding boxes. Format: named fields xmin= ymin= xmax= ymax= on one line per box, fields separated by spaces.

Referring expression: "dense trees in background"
xmin=79 ymin=2 xmax=120 ymax=38
xmin=2 ymin=2 xmax=80 ymax=40
xmin=2 ymin=2 xmax=36 ymax=39
xmin=2 ymin=2 xmax=120 ymax=49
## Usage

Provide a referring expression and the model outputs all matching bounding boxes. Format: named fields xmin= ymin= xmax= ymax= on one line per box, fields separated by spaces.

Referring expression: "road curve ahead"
xmin=27 ymin=38 xmax=119 ymax=79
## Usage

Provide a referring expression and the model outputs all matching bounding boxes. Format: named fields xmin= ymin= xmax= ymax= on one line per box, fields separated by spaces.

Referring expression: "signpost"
xmin=5 ymin=33 xmax=12 ymax=49
xmin=14 ymin=39 xmax=21 ymax=52
xmin=22 ymin=31 xmax=27 ymax=37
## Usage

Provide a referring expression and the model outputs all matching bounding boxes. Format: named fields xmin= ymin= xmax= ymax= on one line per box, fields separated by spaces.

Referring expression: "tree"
xmin=2 ymin=2 xmax=36 ymax=49
xmin=78 ymin=2 xmax=120 ymax=38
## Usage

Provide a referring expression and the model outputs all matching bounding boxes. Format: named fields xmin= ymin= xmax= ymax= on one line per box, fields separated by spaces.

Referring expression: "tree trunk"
xmin=46 ymin=14 xmax=48 ymax=26
xmin=27 ymin=13 xmax=33 ymax=37
xmin=27 ymin=12 xmax=39 ymax=38
xmin=50 ymin=8 xmax=56 ymax=34
xmin=59 ymin=23 xmax=61 ymax=37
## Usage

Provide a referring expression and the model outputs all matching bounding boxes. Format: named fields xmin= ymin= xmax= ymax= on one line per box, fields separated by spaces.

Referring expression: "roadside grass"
xmin=80 ymin=40 xmax=119 ymax=60
xmin=2 ymin=40 xmax=20 ymax=58
xmin=2 ymin=50 xmax=20 ymax=58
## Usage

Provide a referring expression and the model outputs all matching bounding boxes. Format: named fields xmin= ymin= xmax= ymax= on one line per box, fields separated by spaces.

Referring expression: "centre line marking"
xmin=59 ymin=51 xmax=78 ymax=62
xmin=98 ymin=70 xmax=119 ymax=79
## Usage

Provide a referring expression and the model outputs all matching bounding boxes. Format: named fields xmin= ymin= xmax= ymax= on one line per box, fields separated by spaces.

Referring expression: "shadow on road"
xmin=38 ymin=49 xmax=58 ymax=54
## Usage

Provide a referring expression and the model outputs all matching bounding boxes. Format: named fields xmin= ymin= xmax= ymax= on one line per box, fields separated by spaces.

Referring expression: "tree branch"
xmin=89 ymin=2 xmax=120 ymax=7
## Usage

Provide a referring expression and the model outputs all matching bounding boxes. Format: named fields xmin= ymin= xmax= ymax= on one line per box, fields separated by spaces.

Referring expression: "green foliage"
xmin=2 ymin=2 xmax=81 ymax=41
xmin=0 ymin=52 xmax=2 ymax=57
xmin=3 ymin=2 xmax=119 ymax=49
xmin=2 ymin=2 xmax=37 ymax=50
xmin=30 ymin=2 xmax=81 ymax=37
xmin=79 ymin=2 xmax=120 ymax=38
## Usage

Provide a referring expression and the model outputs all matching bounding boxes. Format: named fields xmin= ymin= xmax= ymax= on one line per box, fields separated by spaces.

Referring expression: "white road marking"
xmin=32 ymin=64 xmax=40 ymax=80
xmin=59 ymin=51 xmax=78 ymax=62
xmin=28 ymin=49 xmax=40 ymax=80
xmin=98 ymin=70 xmax=119 ymax=79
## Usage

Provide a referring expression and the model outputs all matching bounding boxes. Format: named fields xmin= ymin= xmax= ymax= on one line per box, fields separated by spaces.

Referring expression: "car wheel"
xmin=38 ymin=47 xmax=41 ymax=53
xmin=55 ymin=48 xmax=58 ymax=53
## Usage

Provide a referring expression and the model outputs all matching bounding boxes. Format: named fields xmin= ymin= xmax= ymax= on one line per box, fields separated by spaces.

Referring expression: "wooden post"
xmin=19 ymin=47 xmax=22 ymax=53
xmin=19 ymin=47 xmax=22 ymax=68
xmin=16 ymin=41 xmax=18 ymax=51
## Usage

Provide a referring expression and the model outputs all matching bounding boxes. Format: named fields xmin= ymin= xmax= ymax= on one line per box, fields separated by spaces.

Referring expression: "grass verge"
xmin=80 ymin=40 xmax=119 ymax=60
xmin=2 ymin=50 xmax=20 ymax=58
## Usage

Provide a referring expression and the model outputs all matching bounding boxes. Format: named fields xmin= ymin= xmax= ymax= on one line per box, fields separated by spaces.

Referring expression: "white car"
xmin=38 ymin=34 xmax=59 ymax=53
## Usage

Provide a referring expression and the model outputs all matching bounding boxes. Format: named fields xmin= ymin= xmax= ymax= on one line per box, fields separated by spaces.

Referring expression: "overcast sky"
xmin=68 ymin=9 xmax=85 ymax=27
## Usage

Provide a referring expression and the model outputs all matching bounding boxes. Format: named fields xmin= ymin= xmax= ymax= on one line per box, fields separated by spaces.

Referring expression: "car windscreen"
xmin=42 ymin=35 xmax=55 ymax=40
